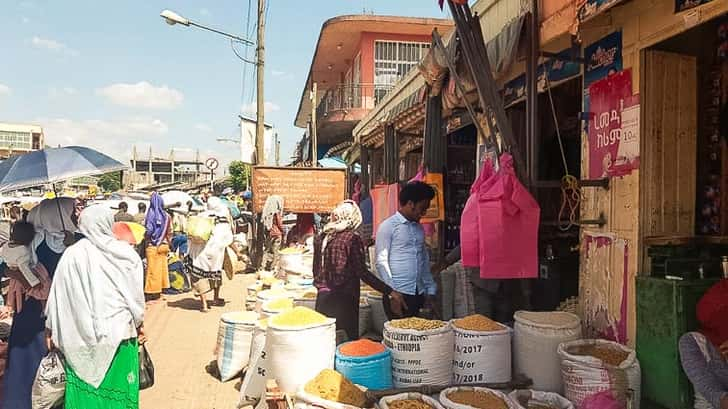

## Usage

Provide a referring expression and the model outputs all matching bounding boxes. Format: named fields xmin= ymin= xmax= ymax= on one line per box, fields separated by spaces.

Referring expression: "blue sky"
xmin=0 ymin=0 xmax=447 ymax=171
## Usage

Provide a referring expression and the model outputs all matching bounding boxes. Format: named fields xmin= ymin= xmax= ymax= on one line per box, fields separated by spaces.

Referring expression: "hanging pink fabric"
xmin=371 ymin=183 xmax=400 ymax=239
xmin=460 ymin=158 xmax=495 ymax=267
xmin=477 ymin=153 xmax=540 ymax=279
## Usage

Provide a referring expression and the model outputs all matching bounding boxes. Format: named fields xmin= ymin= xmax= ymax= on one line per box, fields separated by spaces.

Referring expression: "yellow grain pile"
xmin=263 ymin=298 xmax=294 ymax=313
xmin=389 ymin=317 xmax=445 ymax=331
xmin=446 ymin=390 xmax=508 ymax=409
xmin=571 ymin=344 xmax=629 ymax=366
xmin=269 ymin=306 xmax=328 ymax=327
xmin=453 ymin=315 xmax=504 ymax=331
xmin=388 ymin=399 xmax=434 ymax=409
xmin=304 ymin=369 xmax=366 ymax=407
xmin=302 ymin=291 xmax=317 ymax=299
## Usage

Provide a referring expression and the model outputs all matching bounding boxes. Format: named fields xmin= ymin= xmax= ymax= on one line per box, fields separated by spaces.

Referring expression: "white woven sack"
xmin=358 ymin=302 xmax=371 ymax=337
xmin=558 ymin=339 xmax=641 ymax=409
xmin=380 ymin=393 xmax=445 ymax=409
xmin=509 ymin=389 xmax=574 ymax=409
xmin=255 ymin=290 xmax=292 ymax=313
xmin=294 ymin=296 xmax=317 ymax=310
xmin=367 ymin=292 xmax=387 ymax=334
xmin=383 ymin=321 xmax=454 ymax=388
xmin=265 ymin=319 xmax=337 ymax=393
xmin=214 ymin=312 xmax=257 ymax=382
xmin=451 ymin=323 xmax=512 ymax=384
xmin=513 ymin=311 xmax=582 ymax=393
xmin=296 ymin=384 xmax=368 ymax=409
xmin=439 ymin=387 xmax=519 ymax=409
xmin=238 ymin=323 xmax=269 ymax=407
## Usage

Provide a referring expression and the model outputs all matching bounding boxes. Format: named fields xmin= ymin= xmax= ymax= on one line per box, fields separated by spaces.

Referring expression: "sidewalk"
xmin=140 ymin=273 xmax=256 ymax=409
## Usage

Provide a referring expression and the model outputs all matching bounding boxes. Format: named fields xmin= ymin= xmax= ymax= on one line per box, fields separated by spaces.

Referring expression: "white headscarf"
xmin=45 ymin=205 xmax=144 ymax=388
xmin=323 ymin=200 xmax=362 ymax=234
xmin=207 ymin=196 xmax=230 ymax=218
xmin=27 ymin=198 xmax=76 ymax=264
xmin=262 ymin=195 xmax=284 ymax=230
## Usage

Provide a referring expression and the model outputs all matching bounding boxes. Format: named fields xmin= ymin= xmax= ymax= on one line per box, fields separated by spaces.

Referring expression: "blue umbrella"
xmin=0 ymin=146 xmax=127 ymax=192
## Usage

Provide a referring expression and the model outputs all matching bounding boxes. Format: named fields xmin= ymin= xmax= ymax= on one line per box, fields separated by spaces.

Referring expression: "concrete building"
xmin=293 ymin=15 xmax=454 ymax=163
xmin=0 ymin=122 xmax=44 ymax=158
xmin=124 ymin=146 xmax=211 ymax=190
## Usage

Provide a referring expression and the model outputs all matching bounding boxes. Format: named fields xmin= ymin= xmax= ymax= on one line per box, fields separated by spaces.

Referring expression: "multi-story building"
xmin=293 ymin=15 xmax=453 ymax=161
xmin=0 ymin=122 xmax=44 ymax=158
xmin=123 ymin=147 xmax=211 ymax=189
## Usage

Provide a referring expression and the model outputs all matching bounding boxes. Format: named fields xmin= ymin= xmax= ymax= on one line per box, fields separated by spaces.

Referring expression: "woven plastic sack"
xmin=558 ymin=339 xmax=641 ymax=409
xmin=366 ymin=292 xmax=387 ymax=334
xmin=510 ymin=390 xmax=574 ymax=409
xmin=238 ymin=322 xmax=268 ymax=407
xmin=214 ymin=311 xmax=257 ymax=382
xmin=187 ymin=215 xmax=215 ymax=241
xmin=358 ymin=300 xmax=371 ymax=338
xmin=383 ymin=321 xmax=454 ymax=387
xmin=31 ymin=350 xmax=65 ymax=409
xmin=440 ymin=387 xmax=519 ymax=409
xmin=451 ymin=322 xmax=511 ymax=384
xmin=335 ymin=344 xmax=392 ymax=390
xmin=380 ymin=393 xmax=445 ymax=409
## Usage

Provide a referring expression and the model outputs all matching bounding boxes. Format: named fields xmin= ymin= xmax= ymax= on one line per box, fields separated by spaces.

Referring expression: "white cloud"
xmin=48 ymin=86 xmax=77 ymax=98
xmin=272 ymin=70 xmax=285 ymax=77
xmin=96 ymin=81 xmax=184 ymax=110
xmin=271 ymin=70 xmax=293 ymax=80
xmin=195 ymin=123 xmax=213 ymax=133
xmin=38 ymin=117 xmax=169 ymax=160
xmin=22 ymin=17 xmax=30 ymax=24
xmin=241 ymin=101 xmax=280 ymax=115
xmin=200 ymin=8 xmax=211 ymax=17
xmin=0 ymin=84 xmax=11 ymax=97
xmin=30 ymin=36 xmax=79 ymax=57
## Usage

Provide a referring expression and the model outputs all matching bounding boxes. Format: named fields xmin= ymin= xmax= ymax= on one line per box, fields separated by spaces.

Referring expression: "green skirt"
xmin=64 ymin=339 xmax=140 ymax=409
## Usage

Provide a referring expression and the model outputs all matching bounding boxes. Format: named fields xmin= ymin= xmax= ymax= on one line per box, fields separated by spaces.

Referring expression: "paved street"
xmin=140 ymin=273 xmax=256 ymax=409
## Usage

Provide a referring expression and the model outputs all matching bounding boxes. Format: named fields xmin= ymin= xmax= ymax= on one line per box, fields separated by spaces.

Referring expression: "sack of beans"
xmin=367 ymin=291 xmax=387 ymax=334
xmin=513 ymin=311 xmax=582 ymax=393
xmin=265 ymin=307 xmax=337 ymax=393
xmin=238 ymin=319 xmax=269 ymax=406
xmin=297 ymin=369 xmax=368 ymax=409
xmin=379 ymin=392 xmax=445 ymax=409
xmin=214 ymin=311 xmax=258 ymax=382
xmin=558 ymin=339 xmax=641 ymax=409
xmin=450 ymin=314 xmax=512 ymax=384
xmin=255 ymin=288 xmax=293 ymax=313
xmin=508 ymin=389 xmax=574 ymax=409
xmin=383 ymin=317 xmax=454 ymax=387
xmin=439 ymin=386 xmax=519 ymax=409
xmin=335 ymin=339 xmax=392 ymax=390
xmin=294 ymin=290 xmax=318 ymax=310
xmin=358 ymin=298 xmax=371 ymax=338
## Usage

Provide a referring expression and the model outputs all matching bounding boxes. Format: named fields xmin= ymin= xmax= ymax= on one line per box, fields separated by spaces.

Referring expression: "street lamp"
xmin=159 ymin=9 xmax=255 ymax=46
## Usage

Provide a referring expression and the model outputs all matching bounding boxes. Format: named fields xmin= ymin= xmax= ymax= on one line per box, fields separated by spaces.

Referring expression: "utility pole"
xmin=255 ymin=0 xmax=266 ymax=166
xmin=275 ymin=132 xmax=280 ymax=166
xmin=311 ymin=82 xmax=318 ymax=167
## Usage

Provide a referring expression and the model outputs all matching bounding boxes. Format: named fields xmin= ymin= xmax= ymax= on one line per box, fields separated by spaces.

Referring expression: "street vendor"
xmin=375 ymin=181 xmax=437 ymax=318
xmin=679 ymin=278 xmax=728 ymax=409
xmin=261 ymin=195 xmax=284 ymax=273
xmin=313 ymin=200 xmax=403 ymax=340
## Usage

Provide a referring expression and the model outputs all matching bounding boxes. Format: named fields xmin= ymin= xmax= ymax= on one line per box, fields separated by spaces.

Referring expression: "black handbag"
xmin=138 ymin=344 xmax=155 ymax=390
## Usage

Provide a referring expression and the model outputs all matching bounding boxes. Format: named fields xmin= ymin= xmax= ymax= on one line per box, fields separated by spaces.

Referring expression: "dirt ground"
xmin=140 ymin=273 xmax=256 ymax=409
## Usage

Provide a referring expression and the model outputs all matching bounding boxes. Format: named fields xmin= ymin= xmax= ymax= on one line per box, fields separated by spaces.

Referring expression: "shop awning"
xmin=485 ymin=14 xmax=526 ymax=78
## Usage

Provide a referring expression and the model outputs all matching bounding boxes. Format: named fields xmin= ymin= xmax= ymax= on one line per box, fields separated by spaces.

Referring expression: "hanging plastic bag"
xmin=31 ymin=351 xmax=65 ymax=409
xmin=139 ymin=343 xmax=155 ymax=390
xmin=460 ymin=158 xmax=495 ymax=268
xmin=477 ymin=153 xmax=540 ymax=279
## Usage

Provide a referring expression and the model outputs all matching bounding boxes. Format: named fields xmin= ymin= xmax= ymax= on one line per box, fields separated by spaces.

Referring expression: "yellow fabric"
xmin=145 ymin=244 xmax=170 ymax=294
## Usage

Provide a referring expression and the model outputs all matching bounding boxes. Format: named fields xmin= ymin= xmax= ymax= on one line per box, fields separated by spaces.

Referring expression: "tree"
xmin=98 ymin=171 xmax=121 ymax=192
xmin=229 ymin=160 xmax=251 ymax=192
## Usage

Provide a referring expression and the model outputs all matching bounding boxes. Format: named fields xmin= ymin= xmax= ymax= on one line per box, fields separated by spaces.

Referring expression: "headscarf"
xmin=295 ymin=213 xmax=315 ymax=237
xmin=145 ymin=192 xmax=169 ymax=246
xmin=45 ymin=205 xmax=144 ymax=388
xmin=323 ymin=200 xmax=362 ymax=234
xmin=696 ymin=278 xmax=728 ymax=347
xmin=207 ymin=196 xmax=230 ymax=219
xmin=27 ymin=197 xmax=76 ymax=264
xmin=262 ymin=195 xmax=284 ymax=230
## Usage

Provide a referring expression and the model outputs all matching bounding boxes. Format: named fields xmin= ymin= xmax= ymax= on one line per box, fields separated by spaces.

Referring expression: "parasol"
xmin=113 ymin=222 xmax=146 ymax=245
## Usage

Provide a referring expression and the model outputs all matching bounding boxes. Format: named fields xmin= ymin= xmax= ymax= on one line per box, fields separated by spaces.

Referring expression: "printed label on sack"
xmin=451 ymin=330 xmax=511 ymax=384
xmin=384 ymin=328 xmax=453 ymax=387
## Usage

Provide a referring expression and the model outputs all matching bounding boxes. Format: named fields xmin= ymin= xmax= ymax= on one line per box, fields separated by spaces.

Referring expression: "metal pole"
xmin=311 ymin=82 xmax=318 ymax=167
xmin=275 ymin=132 xmax=280 ymax=166
xmin=255 ymin=0 xmax=266 ymax=166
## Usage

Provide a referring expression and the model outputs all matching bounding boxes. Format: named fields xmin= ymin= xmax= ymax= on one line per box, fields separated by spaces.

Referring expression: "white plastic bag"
xmin=265 ymin=318 xmax=336 ymax=393
xmin=31 ymin=351 xmax=65 ymax=409
xmin=439 ymin=387 xmax=518 ymax=409
xmin=380 ymin=393 xmax=445 ymax=409
xmin=513 ymin=311 xmax=582 ymax=393
xmin=383 ymin=321 xmax=454 ymax=387
xmin=238 ymin=322 xmax=269 ymax=407
xmin=509 ymin=390 xmax=575 ymax=409
xmin=214 ymin=311 xmax=257 ymax=382
xmin=558 ymin=339 xmax=641 ymax=409
xmin=451 ymin=322 xmax=511 ymax=384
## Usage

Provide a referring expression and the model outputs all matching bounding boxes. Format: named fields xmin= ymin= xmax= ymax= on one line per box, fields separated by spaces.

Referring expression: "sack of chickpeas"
xmin=450 ymin=315 xmax=512 ymax=384
xmin=383 ymin=317 xmax=454 ymax=388
xmin=379 ymin=393 xmax=445 ymax=409
xmin=439 ymin=386 xmax=519 ymax=409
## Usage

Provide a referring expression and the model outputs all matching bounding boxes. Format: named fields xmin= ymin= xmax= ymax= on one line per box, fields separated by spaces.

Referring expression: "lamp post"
xmin=160 ymin=10 xmax=254 ymax=45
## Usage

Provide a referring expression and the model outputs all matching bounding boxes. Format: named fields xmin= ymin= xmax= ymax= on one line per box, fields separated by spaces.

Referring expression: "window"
xmin=374 ymin=40 xmax=429 ymax=103
xmin=0 ymin=130 xmax=32 ymax=150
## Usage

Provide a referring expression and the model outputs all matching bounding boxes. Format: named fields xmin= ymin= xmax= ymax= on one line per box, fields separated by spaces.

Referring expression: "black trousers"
xmin=383 ymin=293 xmax=425 ymax=320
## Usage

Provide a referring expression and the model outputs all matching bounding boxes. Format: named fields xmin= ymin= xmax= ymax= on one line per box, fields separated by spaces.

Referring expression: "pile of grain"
xmin=263 ymin=298 xmax=294 ymax=312
xmin=453 ymin=314 xmax=504 ymax=331
xmin=446 ymin=390 xmax=508 ymax=409
xmin=571 ymin=344 xmax=629 ymax=366
xmin=389 ymin=317 xmax=445 ymax=331
xmin=269 ymin=307 xmax=328 ymax=327
xmin=304 ymin=369 xmax=366 ymax=407
xmin=339 ymin=339 xmax=386 ymax=357
xmin=389 ymin=399 xmax=434 ymax=409
xmin=302 ymin=291 xmax=317 ymax=299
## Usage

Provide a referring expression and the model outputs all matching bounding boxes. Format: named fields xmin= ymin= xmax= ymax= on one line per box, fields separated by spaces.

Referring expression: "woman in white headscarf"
xmin=312 ymin=200 xmax=401 ymax=340
xmin=2 ymin=197 xmax=78 ymax=409
xmin=187 ymin=197 xmax=233 ymax=311
xmin=45 ymin=204 xmax=145 ymax=408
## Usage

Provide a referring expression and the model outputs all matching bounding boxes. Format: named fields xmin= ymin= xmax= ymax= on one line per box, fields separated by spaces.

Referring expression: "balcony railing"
xmin=316 ymin=83 xmax=394 ymax=122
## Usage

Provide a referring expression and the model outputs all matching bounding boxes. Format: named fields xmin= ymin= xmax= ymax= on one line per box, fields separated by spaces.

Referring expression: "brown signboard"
xmin=252 ymin=167 xmax=347 ymax=213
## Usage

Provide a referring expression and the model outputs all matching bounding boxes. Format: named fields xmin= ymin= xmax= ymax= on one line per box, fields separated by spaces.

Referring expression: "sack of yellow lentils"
xmin=451 ymin=315 xmax=512 ymax=384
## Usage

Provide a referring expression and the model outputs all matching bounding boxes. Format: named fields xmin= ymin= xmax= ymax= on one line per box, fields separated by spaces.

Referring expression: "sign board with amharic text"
xmin=252 ymin=167 xmax=346 ymax=213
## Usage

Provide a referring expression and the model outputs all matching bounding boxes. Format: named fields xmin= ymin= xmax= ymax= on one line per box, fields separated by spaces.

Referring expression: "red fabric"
xmin=696 ymin=278 xmax=728 ymax=347
xmin=270 ymin=213 xmax=284 ymax=238
xmin=372 ymin=184 xmax=399 ymax=239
